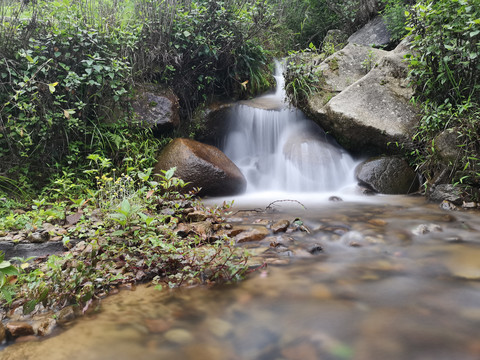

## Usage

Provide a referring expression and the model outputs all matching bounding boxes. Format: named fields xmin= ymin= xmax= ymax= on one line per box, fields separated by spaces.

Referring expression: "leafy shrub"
xmin=406 ymin=0 xmax=480 ymax=189
xmin=135 ymin=0 xmax=274 ymax=109
xmin=406 ymin=0 xmax=480 ymax=107
xmin=380 ymin=0 xmax=410 ymax=43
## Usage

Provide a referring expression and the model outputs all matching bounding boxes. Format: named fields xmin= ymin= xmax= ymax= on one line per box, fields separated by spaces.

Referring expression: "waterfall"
xmin=221 ymin=60 xmax=357 ymax=193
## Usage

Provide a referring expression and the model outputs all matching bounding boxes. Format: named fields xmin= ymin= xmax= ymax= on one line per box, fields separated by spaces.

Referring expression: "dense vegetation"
xmin=0 ymin=0 xmax=479 ymax=316
xmin=406 ymin=0 xmax=480 ymax=192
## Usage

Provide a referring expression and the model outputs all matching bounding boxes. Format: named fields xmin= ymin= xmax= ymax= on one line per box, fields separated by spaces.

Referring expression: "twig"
xmin=266 ymin=199 xmax=307 ymax=211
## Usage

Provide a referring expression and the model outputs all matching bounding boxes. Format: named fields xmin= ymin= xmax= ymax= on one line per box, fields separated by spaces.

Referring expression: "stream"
xmin=2 ymin=62 xmax=480 ymax=359
xmin=2 ymin=196 xmax=480 ymax=360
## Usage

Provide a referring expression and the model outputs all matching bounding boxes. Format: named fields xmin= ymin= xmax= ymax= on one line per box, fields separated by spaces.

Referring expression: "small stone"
xmin=189 ymin=222 xmax=213 ymax=239
xmin=271 ymin=219 xmax=290 ymax=234
xmin=253 ymin=219 xmax=270 ymax=225
xmin=145 ymin=318 xmax=171 ymax=333
xmin=463 ymin=201 xmax=477 ymax=209
xmin=175 ymin=223 xmax=190 ymax=237
xmin=368 ymin=219 xmax=387 ymax=226
xmin=308 ymin=244 xmax=324 ymax=255
xmin=6 ymin=321 xmax=34 ymax=338
xmin=329 ymin=196 xmax=343 ymax=202
xmin=440 ymin=200 xmax=458 ymax=211
xmin=164 ymin=328 xmax=194 ymax=344
xmin=66 ymin=211 xmax=83 ymax=225
xmin=412 ymin=223 xmax=442 ymax=236
xmin=205 ymin=318 xmax=233 ymax=338
xmin=33 ymin=318 xmax=56 ymax=337
xmin=56 ymin=306 xmax=76 ymax=325
xmin=236 ymin=227 xmax=269 ymax=243
xmin=340 ymin=231 xmax=365 ymax=247
xmin=187 ymin=211 xmax=208 ymax=222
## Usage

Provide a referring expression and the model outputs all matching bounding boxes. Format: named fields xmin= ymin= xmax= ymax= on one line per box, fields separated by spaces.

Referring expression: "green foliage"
xmin=380 ymin=0 xmax=410 ymax=43
xmin=361 ymin=50 xmax=376 ymax=73
xmin=0 ymin=0 xmax=138 ymax=191
xmin=274 ymin=0 xmax=341 ymax=49
xmin=0 ymin=0 xmax=274 ymax=194
xmin=0 ymin=251 xmax=19 ymax=305
xmin=406 ymin=0 xmax=480 ymax=188
xmin=284 ymin=44 xmax=325 ymax=106
xmin=3 ymin=168 xmax=249 ymax=312
xmin=406 ymin=0 xmax=480 ymax=107
xmin=135 ymin=0 xmax=274 ymax=106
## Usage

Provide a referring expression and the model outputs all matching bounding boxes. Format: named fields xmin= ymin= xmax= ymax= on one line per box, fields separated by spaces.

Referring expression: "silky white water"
xmin=221 ymin=61 xmax=358 ymax=194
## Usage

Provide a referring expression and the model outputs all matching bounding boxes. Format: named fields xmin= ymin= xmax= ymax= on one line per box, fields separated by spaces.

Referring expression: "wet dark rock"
xmin=175 ymin=223 xmax=190 ymax=237
xmin=355 ymin=156 xmax=420 ymax=194
xmin=192 ymin=102 xmax=234 ymax=145
xmin=348 ymin=16 xmax=392 ymax=48
xmin=0 ymin=241 xmax=68 ymax=260
xmin=428 ymin=184 xmax=463 ymax=205
xmin=154 ymin=138 xmax=247 ymax=197
xmin=6 ymin=322 xmax=34 ymax=338
xmin=131 ymin=85 xmax=180 ymax=135
xmin=328 ymin=196 xmax=343 ymax=202
xmin=271 ymin=219 xmax=290 ymax=234
xmin=308 ymin=244 xmax=324 ymax=255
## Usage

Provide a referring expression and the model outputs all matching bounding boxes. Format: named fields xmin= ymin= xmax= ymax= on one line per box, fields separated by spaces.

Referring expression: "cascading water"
xmin=222 ymin=60 xmax=357 ymax=193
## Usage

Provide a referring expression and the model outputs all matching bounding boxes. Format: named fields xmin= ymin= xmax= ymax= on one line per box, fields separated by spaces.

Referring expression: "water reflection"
xmin=3 ymin=196 xmax=480 ymax=360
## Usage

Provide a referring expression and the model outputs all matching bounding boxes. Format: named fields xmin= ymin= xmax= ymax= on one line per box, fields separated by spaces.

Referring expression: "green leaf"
xmin=183 ymin=30 xmax=191 ymax=37
xmin=0 ymin=261 xmax=12 ymax=269
xmin=23 ymin=299 xmax=38 ymax=314
xmin=1 ymin=287 xmax=14 ymax=304
xmin=48 ymin=82 xmax=58 ymax=94
xmin=164 ymin=167 xmax=176 ymax=180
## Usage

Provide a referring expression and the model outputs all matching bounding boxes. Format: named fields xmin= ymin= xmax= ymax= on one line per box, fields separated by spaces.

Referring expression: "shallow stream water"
xmin=2 ymin=195 xmax=480 ymax=360
xmin=3 ymin=62 xmax=480 ymax=359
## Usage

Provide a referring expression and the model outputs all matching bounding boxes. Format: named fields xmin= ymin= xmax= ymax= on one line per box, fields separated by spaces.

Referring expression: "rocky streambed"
xmin=2 ymin=194 xmax=480 ymax=359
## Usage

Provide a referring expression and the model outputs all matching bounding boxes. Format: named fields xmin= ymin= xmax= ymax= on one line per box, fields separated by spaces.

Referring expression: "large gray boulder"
xmin=154 ymin=138 xmax=246 ymax=197
xmin=355 ymin=156 xmax=420 ymax=194
xmin=304 ymin=39 xmax=419 ymax=154
xmin=131 ymin=85 xmax=180 ymax=134
xmin=315 ymin=43 xmax=388 ymax=93
xmin=348 ymin=16 xmax=391 ymax=48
